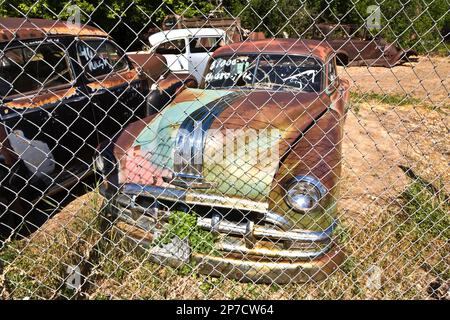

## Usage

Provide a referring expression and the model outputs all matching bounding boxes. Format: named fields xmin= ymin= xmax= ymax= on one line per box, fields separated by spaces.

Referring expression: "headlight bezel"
xmin=284 ymin=175 xmax=330 ymax=214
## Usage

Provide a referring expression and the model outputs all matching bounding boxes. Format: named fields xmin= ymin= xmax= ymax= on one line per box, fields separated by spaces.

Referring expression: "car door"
xmin=153 ymin=38 xmax=188 ymax=73
xmin=76 ymin=38 xmax=149 ymax=143
xmin=187 ymin=36 xmax=223 ymax=82
xmin=0 ymin=40 xmax=96 ymax=189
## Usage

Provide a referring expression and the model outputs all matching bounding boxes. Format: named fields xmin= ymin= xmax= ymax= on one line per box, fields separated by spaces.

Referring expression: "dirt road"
xmin=339 ymin=56 xmax=449 ymax=105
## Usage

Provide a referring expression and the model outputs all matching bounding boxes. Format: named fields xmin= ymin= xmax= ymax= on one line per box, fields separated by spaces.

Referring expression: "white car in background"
xmin=148 ymin=28 xmax=227 ymax=82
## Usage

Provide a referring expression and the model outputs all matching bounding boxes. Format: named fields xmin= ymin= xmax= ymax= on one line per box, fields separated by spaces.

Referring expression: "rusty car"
xmin=0 ymin=18 xmax=167 ymax=237
xmin=98 ymin=39 xmax=350 ymax=283
xmin=311 ymin=23 xmax=417 ymax=67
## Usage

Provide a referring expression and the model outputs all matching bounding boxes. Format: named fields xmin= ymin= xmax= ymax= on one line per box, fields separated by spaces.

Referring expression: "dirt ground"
xmin=341 ymin=103 xmax=448 ymax=222
xmin=339 ymin=56 xmax=449 ymax=104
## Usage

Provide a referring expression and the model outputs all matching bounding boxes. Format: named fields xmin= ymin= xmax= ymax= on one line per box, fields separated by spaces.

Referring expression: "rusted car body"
xmin=0 ymin=18 xmax=166 ymax=235
xmin=311 ymin=23 xmax=417 ymax=67
xmin=98 ymin=39 xmax=350 ymax=283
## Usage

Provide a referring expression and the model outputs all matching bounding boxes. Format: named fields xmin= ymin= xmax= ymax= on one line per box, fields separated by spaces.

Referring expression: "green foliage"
xmin=227 ymin=0 xmax=448 ymax=53
xmin=398 ymin=180 xmax=449 ymax=240
xmin=395 ymin=179 xmax=449 ymax=281
xmin=0 ymin=0 xmax=215 ymax=50
xmin=0 ymin=0 xmax=446 ymax=53
xmin=157 ymin=210 xmax=219 ymax=256
xmin=350 ymin=91 xmax=431 ymax=107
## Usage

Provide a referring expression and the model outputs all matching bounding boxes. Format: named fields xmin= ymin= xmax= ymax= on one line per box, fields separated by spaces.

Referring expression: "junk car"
xmin=311 ymin=23 xmax=417 ymax=67
xmin=0 ymin=18 xmax=167 ymax=236
xmin=98 ymin=39 xmax=350 ymax=283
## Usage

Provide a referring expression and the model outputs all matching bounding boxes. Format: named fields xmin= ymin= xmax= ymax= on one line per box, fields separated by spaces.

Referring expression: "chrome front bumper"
xmin=100 ymin=183 xmax=344 ymax=283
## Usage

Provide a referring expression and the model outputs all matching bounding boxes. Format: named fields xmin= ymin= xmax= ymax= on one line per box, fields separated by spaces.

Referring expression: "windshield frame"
xmin=201 ymin=53 xmax=325 ymax=92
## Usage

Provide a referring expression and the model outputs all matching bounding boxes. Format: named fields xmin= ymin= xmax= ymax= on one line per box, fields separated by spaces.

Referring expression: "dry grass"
xmin=1 ymin=179 xmax=447 ymax=300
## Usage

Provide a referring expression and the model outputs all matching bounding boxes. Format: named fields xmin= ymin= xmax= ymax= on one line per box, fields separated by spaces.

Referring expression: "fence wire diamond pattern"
xmin=0 ymin=0 xmax=448 ymax=300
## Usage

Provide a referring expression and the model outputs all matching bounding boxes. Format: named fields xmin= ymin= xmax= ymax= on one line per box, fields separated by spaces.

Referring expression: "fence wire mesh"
xmin=0 ymin=0 xmax=448 ymax=300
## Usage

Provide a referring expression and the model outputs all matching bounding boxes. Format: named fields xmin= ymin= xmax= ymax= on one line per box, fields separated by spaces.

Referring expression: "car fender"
xmin=269 ymin=109 xmax=344 ymax=229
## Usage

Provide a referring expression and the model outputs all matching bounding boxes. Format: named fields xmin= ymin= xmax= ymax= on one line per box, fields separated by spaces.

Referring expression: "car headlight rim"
xmin=285 ymin=175 xmax=328 ymax=213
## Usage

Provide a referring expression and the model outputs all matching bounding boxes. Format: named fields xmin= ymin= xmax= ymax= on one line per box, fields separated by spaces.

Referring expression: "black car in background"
xmin=0 ymin=18 xmax=166 ymax=235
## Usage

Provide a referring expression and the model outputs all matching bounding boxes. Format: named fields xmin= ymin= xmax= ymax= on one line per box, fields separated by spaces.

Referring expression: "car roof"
xmin=213 ymin=38 xmax=334 ymax=61
xmin=148 ymin=28 xmax=226 ymax=47
xmin=0 ymin=17 xmax=107 ymax=42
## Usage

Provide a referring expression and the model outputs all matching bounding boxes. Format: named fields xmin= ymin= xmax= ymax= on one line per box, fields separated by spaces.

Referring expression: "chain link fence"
xmin=0 ymin=0 xmax=448 ymax=300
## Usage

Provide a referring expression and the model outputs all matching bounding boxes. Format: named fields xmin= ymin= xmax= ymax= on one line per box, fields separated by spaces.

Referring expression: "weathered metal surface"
xmin=103 ymin=188 xmax=343 ymax=283
xmin=311 ymin=23 xmax=417 ymax=67
xmin=270 ymin=109 xmax=344 ymax=229
xmin=213 ymin=38 xmax=334 ymax=62
xmin=114 ymin=88 xmax=332 ymax=204
xmin=0 ymin=22 xmax=163 ymax=219
xmin=102 ymin=39 xmax=349 ymax=280
xmin=0 ymin=17 xmax=107 ymax=42
xmin=86 ymin=70 xmax=139 ymax=91
xmin=204 ymin=90 xmax=331 ymax=201
xmin=126 ymin=52 xmax=168 ymax=83
xmin=117 ymin=89 xmax=230 ymax=187
xmin=3 ymin=87 xmax=78 ymax=109
xmin=192 ymin=246 xmax=344 ymax=284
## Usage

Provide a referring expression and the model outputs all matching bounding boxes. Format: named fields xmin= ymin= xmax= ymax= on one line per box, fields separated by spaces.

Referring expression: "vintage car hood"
xmin=116 ymin=88 xmax=331 ymax=201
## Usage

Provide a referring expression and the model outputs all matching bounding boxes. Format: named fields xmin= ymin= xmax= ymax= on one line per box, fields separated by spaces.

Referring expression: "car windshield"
xmin=204 ymin=54 xmax=323 ymax=92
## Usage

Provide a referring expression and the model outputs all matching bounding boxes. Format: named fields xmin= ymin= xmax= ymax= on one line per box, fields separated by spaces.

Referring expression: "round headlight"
xmin=285 ymin=176 xmax=327 ymax=213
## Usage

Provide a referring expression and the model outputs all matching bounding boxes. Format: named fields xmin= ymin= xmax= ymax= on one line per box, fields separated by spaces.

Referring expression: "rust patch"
xmin=311 ymin=23 xmax=417 ymax=67
xmin=269 ymin=109 xmax=344 ymax=217
xmin=209 ymin=90 xmax=332 ymax=156
xmin=0 ymin=17 xmax=107 ymax=42
xmin=116 ymin=221 xmax=154 ymax=242
xmin=214 ymin=39 xmax=333 ymax=62
xmin=127 ymin=52 xmax=168 ymax=83
xmin=4 ymin=87 xmax=77 ymax=109
xmin=86 ymin=70 xmax=138 ymax=90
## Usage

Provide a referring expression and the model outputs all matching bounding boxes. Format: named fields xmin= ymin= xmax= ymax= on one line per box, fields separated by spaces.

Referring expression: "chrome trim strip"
xmin=122 ymin=182 xmax=269 ymax=213
xmin=125 ymin=231 xmax=344 ymax=284
xmin=172 ymin=91 xmax=243 ymax=187
xmin=102 ymin=184 xmax=336 ymax=244
xmin=263 ymin=211 xmax=293 ymax=231
xmin=217 ymin=237 xmax=331 ymax=259
xmin=112 ymin=205 xmax=334 ymax=259
xmin=196 ymin=217 xmax=336 ymax=243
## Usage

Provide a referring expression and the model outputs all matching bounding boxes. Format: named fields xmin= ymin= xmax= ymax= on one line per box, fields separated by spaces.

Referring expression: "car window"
xmin=154 ymin=39 xmax=186 ymax=55
xmin=0 ymin=43 xmax=72 ymax=97
xmin=205 ymin=54 xmax=323 ymax=92
xmin=77 ymin=39 xmax=129 ymax=79
xmin=189 ymin=36 xmax=222 ymax=53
